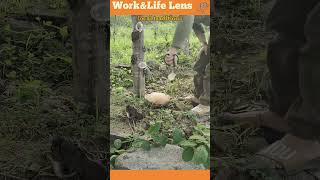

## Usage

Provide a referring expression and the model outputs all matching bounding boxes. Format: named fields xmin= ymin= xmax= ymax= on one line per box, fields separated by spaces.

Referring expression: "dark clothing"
xmin=267 ymin=0 xmax=320 ymax=139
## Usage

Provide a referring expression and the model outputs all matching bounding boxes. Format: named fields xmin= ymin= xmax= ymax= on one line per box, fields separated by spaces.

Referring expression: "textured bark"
xmin=131 ymin=16 xmax=145 ymax=97
xmin=69 ymin=0 xmax=108 ymax=115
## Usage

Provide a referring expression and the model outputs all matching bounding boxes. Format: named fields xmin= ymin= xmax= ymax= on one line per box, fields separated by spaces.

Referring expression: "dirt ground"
xmin=0 ymin=1 xmax=108 ymax=179
xmin=110 ymin=65 xmax=198 ymax=137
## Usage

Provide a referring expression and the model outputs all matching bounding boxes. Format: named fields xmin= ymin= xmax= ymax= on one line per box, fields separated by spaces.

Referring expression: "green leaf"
xmin=115 ymin=149 xmax=126 ymax=154
xmin=4 ymin=59 xmax=12 ymax=65
xmin=158 ymin=134 xmax=168 ymax=147
xmin=203 ymin=157 xmax=210 ymax=169
xmin=3 ymin=24 xmax=11 ymax=32
xmin=113 ymin=139 xmax=122 ymax=150
xmin=185 ymin=111 xmax=197 ymax=121
xmin=60 ymin=56 xmax=72 ymax=64
xmin=194 ymin=124 xmax=210 ymax=137
xmin=110 ymin=155 xmax=118 ymax=166
xmin=44 ymin=21 xmax=53 ymax=26
xmin=147 ymin=122 xmax=161 ymax=135
xmin=131 ymin=141 xmax=142 ymax=148
xmin=173 ymin=129 xmax=184 ymax=144
xmin=110 ymin=147 xmax=116 ymax=154
xmin=152 ymin=135 xmax=160 ymax=145
xmin=6 ymin=71 xmax=16 ymax=80
xmin=193 ymin=145 xmax=209 ymax=165
xmin=141 ymin=140 xmax=151 ymax=151
xmin=179 ymin=140 xmax=197 ymax=148
xmin=202 ymin=130 xmax=210 ymax=137
xmin=195 ymin=123 xmax=207 ymax=131
xmin=182 ymin=147 xmax=194 ymax=162
xmin=189 ymin=134 xmax=207 ymax=143
xmin=59 ymin=26 xmax=69 ymax=40
xmin=115 ymin=87 xmax=125 ymax=94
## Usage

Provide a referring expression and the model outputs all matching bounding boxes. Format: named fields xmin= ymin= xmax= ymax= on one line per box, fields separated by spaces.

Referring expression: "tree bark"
xmin=69 ymin=0 xmax=108 ymax=115
xmin=131 ymin=16 xmax=145 ymax=97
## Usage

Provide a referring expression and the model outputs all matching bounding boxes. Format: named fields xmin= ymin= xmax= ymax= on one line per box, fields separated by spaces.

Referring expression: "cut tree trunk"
xmin=69 ymin=0 xmax=108 ymax=115
xmin=131 ymin=16 xmax=145 ymax=97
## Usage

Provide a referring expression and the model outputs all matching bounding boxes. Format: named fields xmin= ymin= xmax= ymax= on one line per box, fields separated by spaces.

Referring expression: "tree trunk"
xmin=69 ymin=0 xmax=108 ymax=115
xmin=131 ymin=16 xmax=145 ymax=97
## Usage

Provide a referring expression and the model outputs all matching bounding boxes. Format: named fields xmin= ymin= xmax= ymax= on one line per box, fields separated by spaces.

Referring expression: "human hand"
xmin=164 ymin=48 xmax=178 ymax=65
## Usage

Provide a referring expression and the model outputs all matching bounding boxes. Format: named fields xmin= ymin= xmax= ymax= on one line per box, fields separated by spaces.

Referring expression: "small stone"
xmin=168 ymin=72 xmax=176 ymax=81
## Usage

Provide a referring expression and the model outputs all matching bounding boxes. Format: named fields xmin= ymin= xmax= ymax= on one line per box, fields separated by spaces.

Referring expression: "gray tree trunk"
xmin=69 ymin=0 xmax=108 ymax=115
xmin=131 ymin=16 xmax=145 ymax=97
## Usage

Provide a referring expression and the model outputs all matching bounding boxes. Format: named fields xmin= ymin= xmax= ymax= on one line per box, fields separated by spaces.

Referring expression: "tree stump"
xmin=131 ymin=16 xmax=145 ymax=97
xmin=68 ymin=0 xmax=108 ymax=115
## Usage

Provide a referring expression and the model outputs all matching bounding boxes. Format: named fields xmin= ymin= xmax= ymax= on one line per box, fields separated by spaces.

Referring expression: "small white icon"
xmin=138 ymin=62 xmax=147 ymax=69
xmin=199 ymin=2 xmax=208 ymax=14
xmin=135 ymin=22 xmax=144 ymax=32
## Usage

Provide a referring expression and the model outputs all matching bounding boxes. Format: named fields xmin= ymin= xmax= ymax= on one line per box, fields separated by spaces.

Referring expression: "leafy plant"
xmin=114 ymin=121 xmax=210 ymax=169
xmin=110 ymin=138 xmax=132 ymax=168
xmin=179 ymin=123 xmax=210 ymax=168
xmin=0 ymin=22 xmax=72 ymax=83
xmin=132 ymin=122 xmax=169 ymax=150
xmin=111 ymin=68 xmax=133 ymax=88
xmin=11 ymin=80 xmax=52 ymax=107
xmin=172 ymin=128 xmax=185 ymax=144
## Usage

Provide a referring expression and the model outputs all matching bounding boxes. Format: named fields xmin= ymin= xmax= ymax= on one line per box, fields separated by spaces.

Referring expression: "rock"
xmin=115 ymin=144 xmax=205 ymax=170
xmin=145 ymin=92 xmax=170 ymax=106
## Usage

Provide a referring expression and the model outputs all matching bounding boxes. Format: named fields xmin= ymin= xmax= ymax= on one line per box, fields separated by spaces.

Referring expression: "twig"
xmin=126 ymin=118 xmax=135 ymax=134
